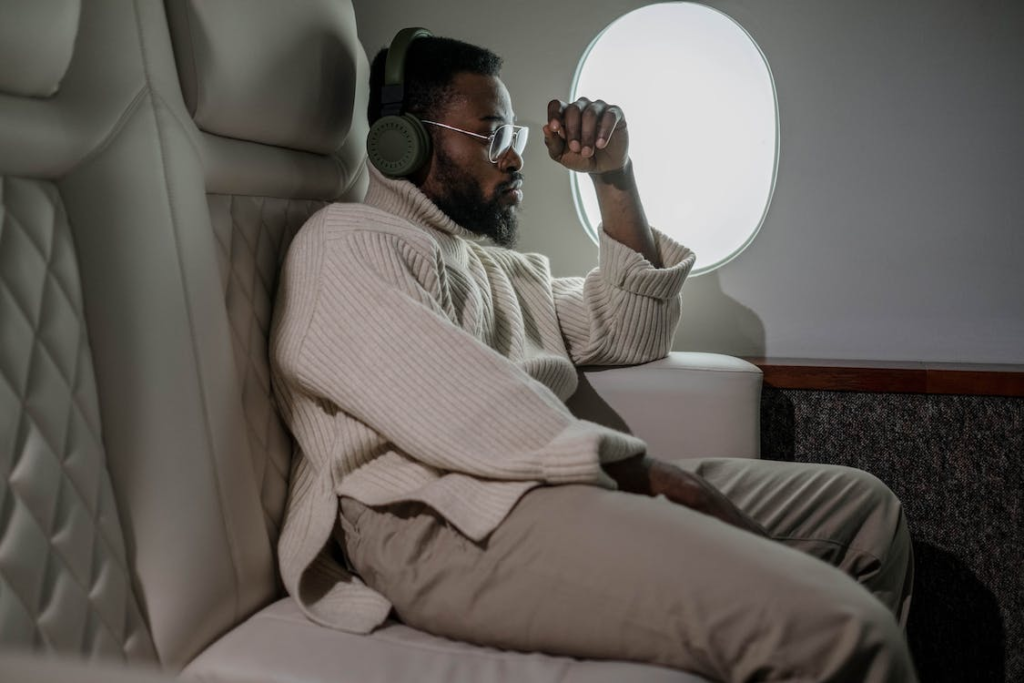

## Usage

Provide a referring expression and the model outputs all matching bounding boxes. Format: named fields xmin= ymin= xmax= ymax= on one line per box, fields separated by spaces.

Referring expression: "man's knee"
xmin=755 ymin=579 xmax=915 ymax=682
xmin=826 ymin=465 xmax=908 ymax=539
xmin=835 ymin=464 xmax=901 ymax=507
xmin=820 ymin=595 xmax=914 ymax=682
xmin=828 ymin=465 xmax=910 ymax=542
xmin=801 ymin=465 xmax=915 ymax=626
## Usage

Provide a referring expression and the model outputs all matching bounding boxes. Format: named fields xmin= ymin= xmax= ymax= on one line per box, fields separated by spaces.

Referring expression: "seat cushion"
xmin=184 ymin=598 xmax=711 ymax=683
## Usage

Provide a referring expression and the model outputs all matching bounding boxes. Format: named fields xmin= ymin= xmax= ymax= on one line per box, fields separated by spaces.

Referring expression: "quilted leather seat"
xmin=0 ymin=0 xmax=762 ymax=680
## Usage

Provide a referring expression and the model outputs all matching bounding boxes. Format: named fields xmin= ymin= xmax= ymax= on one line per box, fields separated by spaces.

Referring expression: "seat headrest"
xmin=165 ymin=0 xmax=366 ymax=156
xmin=0 ymin=0 xmax=81 ymax=97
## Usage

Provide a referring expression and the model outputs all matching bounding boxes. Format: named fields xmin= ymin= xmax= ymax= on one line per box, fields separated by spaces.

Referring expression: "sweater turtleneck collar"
xmin=363 ymin=165 xmax=483 ymax=242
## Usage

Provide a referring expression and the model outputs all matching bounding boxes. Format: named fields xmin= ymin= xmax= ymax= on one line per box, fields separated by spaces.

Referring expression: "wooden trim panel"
xmin=744 ymin=358 xmax=1024 ymax=397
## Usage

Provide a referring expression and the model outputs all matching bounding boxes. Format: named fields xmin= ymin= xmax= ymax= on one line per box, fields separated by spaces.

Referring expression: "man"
xmin=270 ymin=34 xmax=917 ymax=682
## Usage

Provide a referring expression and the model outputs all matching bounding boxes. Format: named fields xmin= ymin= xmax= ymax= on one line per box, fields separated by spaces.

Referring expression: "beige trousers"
xmin=340 ymin=459 xmax=916 ymax=683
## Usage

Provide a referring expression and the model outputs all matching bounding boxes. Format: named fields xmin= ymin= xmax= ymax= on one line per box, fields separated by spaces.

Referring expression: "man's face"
xmin=417 ymin=73 xmax=525 ymax=247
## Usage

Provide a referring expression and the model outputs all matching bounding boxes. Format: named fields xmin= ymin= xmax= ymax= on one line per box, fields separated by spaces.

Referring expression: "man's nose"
xmin=498 ymin=145 xmax=524 ymax=172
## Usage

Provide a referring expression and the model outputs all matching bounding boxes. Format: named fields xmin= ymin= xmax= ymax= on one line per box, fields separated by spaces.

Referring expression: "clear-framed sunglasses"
xmin=420 ymin=120 xmax=529 ymax=164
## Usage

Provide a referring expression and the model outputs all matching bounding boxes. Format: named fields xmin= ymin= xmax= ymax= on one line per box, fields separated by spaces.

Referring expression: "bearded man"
xmin=270 ymin=32 xmax=917 ymax=683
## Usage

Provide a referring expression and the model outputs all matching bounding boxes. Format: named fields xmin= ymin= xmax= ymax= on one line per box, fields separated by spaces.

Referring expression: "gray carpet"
xmin=760 ymin=387 xmax=1023 ymax=683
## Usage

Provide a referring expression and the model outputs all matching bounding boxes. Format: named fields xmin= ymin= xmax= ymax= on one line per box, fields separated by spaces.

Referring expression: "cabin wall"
xmin=351 ymin=0 xmax=1024 ymax=364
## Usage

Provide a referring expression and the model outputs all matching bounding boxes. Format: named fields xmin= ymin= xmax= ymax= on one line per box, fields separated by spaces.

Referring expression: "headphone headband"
xmin=384 ymin=27 xmax=433 ymax=86
xmin=380 ymin=27 xmax=433 ymax=117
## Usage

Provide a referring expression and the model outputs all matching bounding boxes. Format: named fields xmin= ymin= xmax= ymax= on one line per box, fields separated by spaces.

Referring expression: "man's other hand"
xmin=649 ymin=460 xmax=769 ymax=537
xmin=605 ymin=455 xmax=769 ymax=538
xmin=544 ymin=98 xmax=629 ymax=174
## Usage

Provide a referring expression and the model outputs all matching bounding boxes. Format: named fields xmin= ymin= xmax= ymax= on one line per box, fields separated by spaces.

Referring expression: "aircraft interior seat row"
xmin=0 ymin=0 xmax=762 ymax=680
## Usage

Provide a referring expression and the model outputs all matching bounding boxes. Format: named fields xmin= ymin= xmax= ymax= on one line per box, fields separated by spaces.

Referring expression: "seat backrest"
xmin=1 ymin=0 xmax=368 ymax=670
xmin=0 ymin=0 xmax=158 ymax=664
xmin=162 ymin=0 xmax=369 ymax=549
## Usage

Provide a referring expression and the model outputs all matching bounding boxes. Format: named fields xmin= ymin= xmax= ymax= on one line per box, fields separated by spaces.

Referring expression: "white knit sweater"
xmin=270 ymin=166 xmax=695 ymax=633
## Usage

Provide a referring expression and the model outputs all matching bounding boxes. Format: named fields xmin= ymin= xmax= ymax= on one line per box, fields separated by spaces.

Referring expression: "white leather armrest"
xmin=566 ymin=352 xmax=762 ymax=461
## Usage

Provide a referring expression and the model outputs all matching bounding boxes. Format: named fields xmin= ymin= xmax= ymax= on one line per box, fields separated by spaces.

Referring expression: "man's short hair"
xmin=367 ymin=36 xmax=503 ymax=125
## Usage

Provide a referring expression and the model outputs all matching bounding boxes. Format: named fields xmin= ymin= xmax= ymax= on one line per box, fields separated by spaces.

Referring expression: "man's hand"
xmin=543 ymin=97 xmax=658 ymax=264
xmin=649 ymin=460 xmax=769 ymax=537
xmin=544 ymin=98 xmax=629 ymax=175
xmin=604 ymin=455 xmax=769 ymax=537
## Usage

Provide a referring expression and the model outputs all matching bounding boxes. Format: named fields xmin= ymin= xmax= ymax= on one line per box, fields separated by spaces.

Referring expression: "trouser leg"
xmin=341 ymin=468 xmax=917 ymax=682
xmin=673 ymin=458 xmax=915 ymax=628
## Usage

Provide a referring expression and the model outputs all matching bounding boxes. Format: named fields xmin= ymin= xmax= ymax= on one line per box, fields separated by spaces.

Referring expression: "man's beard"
xmin=428 ymin=148 xmax=522 ymax=248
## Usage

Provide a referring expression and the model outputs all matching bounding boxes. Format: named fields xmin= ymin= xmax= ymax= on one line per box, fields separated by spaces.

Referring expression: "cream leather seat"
xmin=0 ymin=1 xmax=760 ymax=681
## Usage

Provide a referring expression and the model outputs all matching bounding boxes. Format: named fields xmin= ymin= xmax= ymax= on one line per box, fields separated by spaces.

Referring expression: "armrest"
xmin=566 ymin=352 xmax=762 ymax=461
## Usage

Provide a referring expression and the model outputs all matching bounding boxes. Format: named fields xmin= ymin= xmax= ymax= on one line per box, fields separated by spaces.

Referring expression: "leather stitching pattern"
xmin=208 ymin=194 xmax=326 ymax=547
xmin=0 ymin=176 xmax=156 ymax=660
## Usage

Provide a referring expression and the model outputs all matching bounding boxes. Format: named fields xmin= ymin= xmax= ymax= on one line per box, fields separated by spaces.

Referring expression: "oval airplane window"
xmin=571 ymin=3 xmax=778 ymax=274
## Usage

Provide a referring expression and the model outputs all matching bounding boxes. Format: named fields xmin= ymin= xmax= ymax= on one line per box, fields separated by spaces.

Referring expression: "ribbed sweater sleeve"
xmin=552 ymin=226 xmax=695 ymax=366
xmin=286 ymin=223 xmax=635 ymax=488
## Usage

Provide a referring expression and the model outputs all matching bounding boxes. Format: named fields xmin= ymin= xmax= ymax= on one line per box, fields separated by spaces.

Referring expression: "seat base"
xmin=185 ymin=599 xmax=710 ymax=683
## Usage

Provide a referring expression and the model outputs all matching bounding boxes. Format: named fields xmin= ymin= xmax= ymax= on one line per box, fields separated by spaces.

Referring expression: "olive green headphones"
xmin=366 ymin=27 xmax=434 ymax=177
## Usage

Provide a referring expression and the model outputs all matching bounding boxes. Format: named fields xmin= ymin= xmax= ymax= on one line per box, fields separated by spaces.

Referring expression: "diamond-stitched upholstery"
xmin=0 ymin=176 xmax=155 ymax=661
xmin=208 ymin=194 xmax=327 ymax=545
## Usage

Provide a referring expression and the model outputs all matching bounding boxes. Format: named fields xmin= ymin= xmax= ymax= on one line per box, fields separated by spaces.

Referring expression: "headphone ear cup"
xmin=366 ymin=114 xmax=431 ymax=177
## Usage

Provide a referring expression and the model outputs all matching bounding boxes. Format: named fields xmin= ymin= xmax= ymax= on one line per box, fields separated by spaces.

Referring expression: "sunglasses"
xmin=420 ymin=120 xmax=529 ymax=164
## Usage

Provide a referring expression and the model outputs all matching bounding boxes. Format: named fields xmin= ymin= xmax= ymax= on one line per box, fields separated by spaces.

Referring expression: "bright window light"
xmin=571 ymin=3 xmax=778 ymax=274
